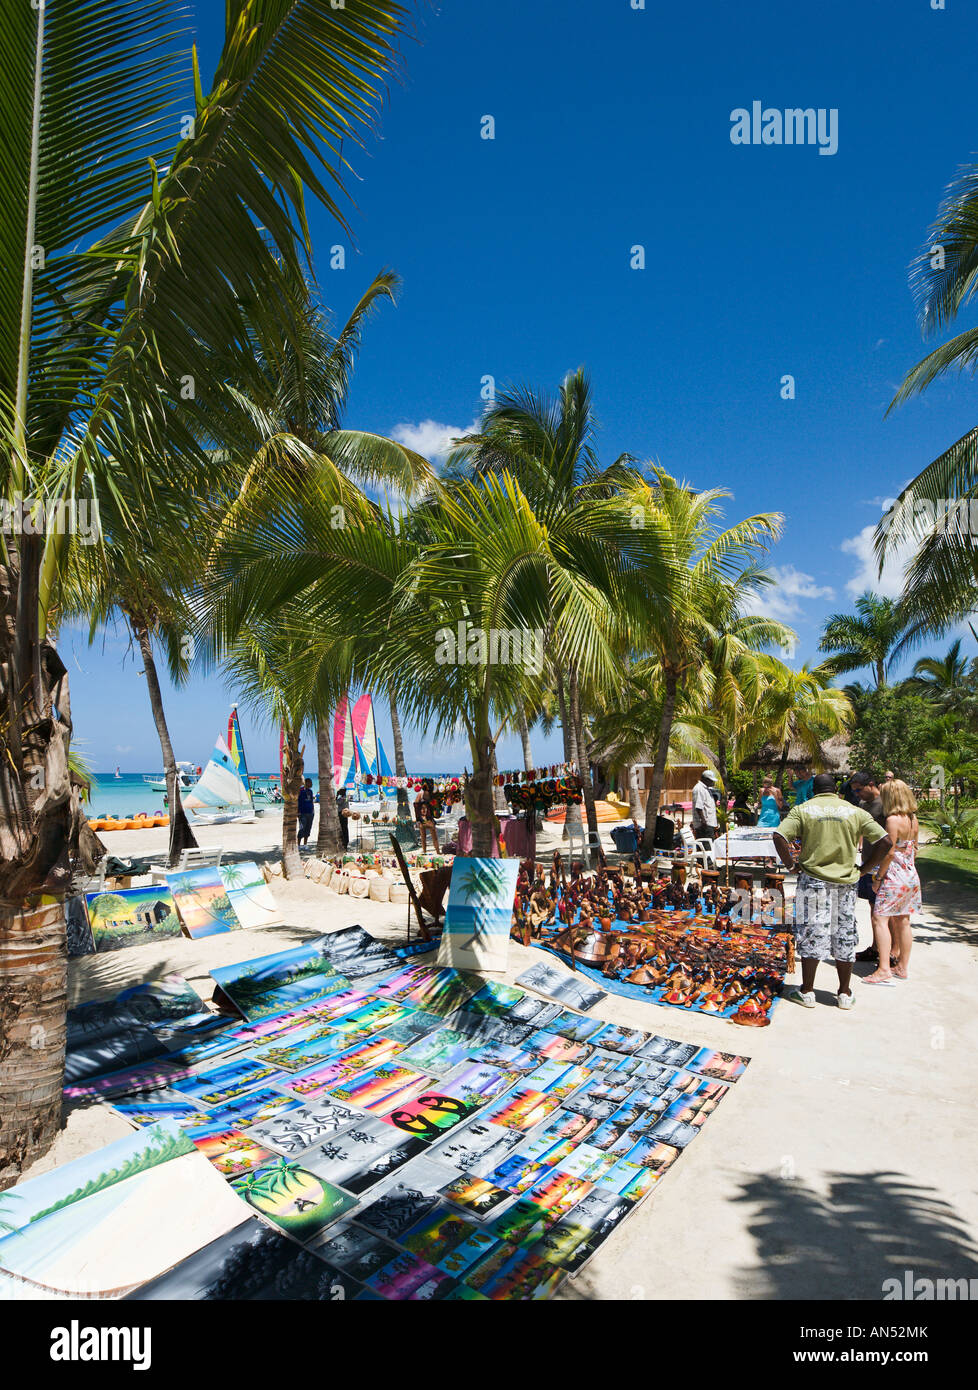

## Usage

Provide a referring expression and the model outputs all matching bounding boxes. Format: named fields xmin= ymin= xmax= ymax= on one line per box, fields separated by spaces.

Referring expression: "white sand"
xmin=26 ymin=815 xmax=978 ymax=1300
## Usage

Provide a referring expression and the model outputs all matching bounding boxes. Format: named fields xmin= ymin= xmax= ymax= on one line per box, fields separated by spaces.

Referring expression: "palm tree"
xmin=618 ymin=468 xmax=783 ymax=854
xmin=448 ymin=368 xmax=639 ymax=842
xmin=876 ymin=159 xmax=978 ymax=637
xmin=0 ymin=0 xmax=412 ymax=1186
xmin=905 ymin=639 xmax=976 ymax=714
xmin=754 ymin=659 xmax=852 ymax=791
xmin=818 ymin=593 xmax=912 ymax=688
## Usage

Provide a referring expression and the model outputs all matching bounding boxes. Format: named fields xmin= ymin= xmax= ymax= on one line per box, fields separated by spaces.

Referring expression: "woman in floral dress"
xmin=863 ymin=779 xmax=922 ymax=986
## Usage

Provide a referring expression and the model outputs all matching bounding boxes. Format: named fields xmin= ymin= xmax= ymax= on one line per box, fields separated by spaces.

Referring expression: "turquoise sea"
xmin=86 ymin=772 xmax=448 ymax=817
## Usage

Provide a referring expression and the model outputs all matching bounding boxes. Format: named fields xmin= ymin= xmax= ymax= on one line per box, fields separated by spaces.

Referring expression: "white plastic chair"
xmin=679 ymin=824 xmax=716 ymax=870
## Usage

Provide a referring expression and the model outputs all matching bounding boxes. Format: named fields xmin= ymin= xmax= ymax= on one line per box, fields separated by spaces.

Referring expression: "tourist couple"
xmin=773 ymin=771 xmax=921 ymax=1009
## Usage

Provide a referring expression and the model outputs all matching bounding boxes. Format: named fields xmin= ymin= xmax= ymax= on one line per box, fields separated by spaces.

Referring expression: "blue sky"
xmin=67 ymin=0 xmax=978 ymax=773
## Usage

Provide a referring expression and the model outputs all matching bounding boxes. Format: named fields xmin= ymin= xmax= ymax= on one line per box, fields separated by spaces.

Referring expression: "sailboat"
xmin=184 ymin=717 xmax=261 ymax=824
xmin=333 ymin=694 xmax=397 ymax=800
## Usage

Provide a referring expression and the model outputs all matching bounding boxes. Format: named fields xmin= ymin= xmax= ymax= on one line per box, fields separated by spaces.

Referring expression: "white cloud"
xmin=390 ymin=417 xmax=481 ymax=462
xmin=742 ymin=565 xmax=835 ymax=628
xmin=839 ymin=524 xmax=915 ymax=599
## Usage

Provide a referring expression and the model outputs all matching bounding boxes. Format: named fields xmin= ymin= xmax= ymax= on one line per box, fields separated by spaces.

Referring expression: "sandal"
xmin=862 ymin=970 xmax=896 ymax=986
xmin=892 ymin=966 xmax=908 ymax=980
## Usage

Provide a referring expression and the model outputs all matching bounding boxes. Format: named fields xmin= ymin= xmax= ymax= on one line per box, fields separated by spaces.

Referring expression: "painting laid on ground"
xmin=85 ymin=886 xmax=182 ymax=953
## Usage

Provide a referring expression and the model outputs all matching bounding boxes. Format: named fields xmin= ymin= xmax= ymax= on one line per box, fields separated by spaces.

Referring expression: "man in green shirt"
xmin=773 ymin=773 xmax=891 ymax=1010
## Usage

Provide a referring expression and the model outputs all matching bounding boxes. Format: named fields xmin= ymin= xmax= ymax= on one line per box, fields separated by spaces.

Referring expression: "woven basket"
xmin=349 ymin=875 xmax=370 ymax=899
xmin=389 ymin=881 xmax=410 ymax=905
xmin=368 ymin=876 xmax=391 ymax=902
xmin=333 ymin=868 xmax=352 ymax=895
xmin=320 ymin=862 xmax=335 ymax=888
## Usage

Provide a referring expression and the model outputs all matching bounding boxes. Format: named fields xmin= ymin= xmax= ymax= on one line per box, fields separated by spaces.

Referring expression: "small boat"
xmin=184 ymin=713 xmax=261 ymax=825
xmin=143 ymin=762 xmax=197 ymax=793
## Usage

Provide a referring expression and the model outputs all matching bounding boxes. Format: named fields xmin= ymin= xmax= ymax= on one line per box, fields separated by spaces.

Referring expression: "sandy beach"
xmin=23 ymin=813 xmax=975 ymax=1301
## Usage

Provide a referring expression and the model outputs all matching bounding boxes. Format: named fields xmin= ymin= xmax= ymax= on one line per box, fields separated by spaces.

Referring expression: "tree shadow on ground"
xmin=909 ymin=869 xmax=978 ymax=950
xmin=733 ymin=1170 xmax=978 ymax=1299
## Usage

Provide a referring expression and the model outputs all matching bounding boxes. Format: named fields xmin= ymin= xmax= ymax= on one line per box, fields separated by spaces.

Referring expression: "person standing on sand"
xmin=335 ymin=785 xmax=349 ymax=848
xmin=849 ymin=770 xmax=892 ymax=968
xmin=773 ymin=773 xmax=891 ymax=1010
xmin=757 ymin=778 xmax=784 ymax=828
xmin=691 ymin=770 xmax=719 ymax=842
xmin=862 ymin=779 xmax=921 ymax=987
xmin=297 ymin=777 xmax=315 ymax=847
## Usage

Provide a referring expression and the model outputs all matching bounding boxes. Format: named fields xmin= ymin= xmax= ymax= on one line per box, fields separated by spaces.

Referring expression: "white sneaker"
xmin=837 ymin=991 xmax=856 ymax=1010
xmin=786 ymin=987 xmax=816 ymax=1008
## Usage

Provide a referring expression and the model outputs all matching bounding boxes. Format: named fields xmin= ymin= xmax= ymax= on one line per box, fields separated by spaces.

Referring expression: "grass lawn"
xmin=917 ymin=843 xmax=978 ymax=893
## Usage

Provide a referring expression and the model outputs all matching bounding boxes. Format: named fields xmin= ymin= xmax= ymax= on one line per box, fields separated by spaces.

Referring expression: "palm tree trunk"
xmin=466 ymin=710 xmax=497 ymax=856
xmin=315 ymin=720 xmax=343 ymax=856
xmin=555 ymin=667 xmax=576 ymax=764
xmin=388 ymin=689 xmax=411 ymax=819
xmin=626 ymin=764 xmax=644 ymax=821
xmin=518 ymin=710 xmax=534 ymax=772
xmin=132 ymin=618 xmax=197 ymax=867
xmin=0 ymin=900 xmax=67 ymax=1189
xmin=280 ymin=724 xmax=304 ymax=877
xmin=641 ymin=669 xmax=678 ymax=855
xmin=776 ymin=741 xmax=790 ymax=794
xmin=569 ymin=665 xmax=598 ymax=842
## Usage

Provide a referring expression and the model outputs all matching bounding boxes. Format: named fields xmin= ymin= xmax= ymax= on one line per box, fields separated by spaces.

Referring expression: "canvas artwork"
xmin=65 ymin=894 xmax=95 ymax=958
xmin=166 ymin=866 xmax=241 ymax=938
xmin=48 ymin=927 xmax=751 ymax=1300
xmin=0 ymin=1123 xmax=247 ymax=1299
xmin=516 ymin=962 xmax=608 ymax=1013
xmin=85 ymin=886 xmax=182 ymax=953
xmin=232 ymin=1158 xmax=357 ymax=1244
xmin=127 ymin=1216 xmax=357 ymax=1300
xmin=313 ymin=925 xmax=401 ymax=980
xmin=437 ymin=858 xmax=520 ymax=974
xmin=218 ymin=860 xmax=283 ymax=930
xmin=210 ymin=939 xmax=352 ymax=1021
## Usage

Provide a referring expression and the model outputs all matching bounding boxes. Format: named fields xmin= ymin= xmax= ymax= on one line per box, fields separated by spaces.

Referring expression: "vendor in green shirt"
xmin=773 ymin=773 xmax=891 ymax=1011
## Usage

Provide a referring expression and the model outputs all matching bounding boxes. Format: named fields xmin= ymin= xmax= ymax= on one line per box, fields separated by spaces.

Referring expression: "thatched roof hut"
xmin=739 ymin=733 xmax=853 ymax=774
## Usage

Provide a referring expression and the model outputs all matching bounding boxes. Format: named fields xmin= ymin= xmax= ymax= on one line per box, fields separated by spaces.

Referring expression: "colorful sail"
xmin=226 ymin=705 xmax=253 ymax=804
xmin=185 ymin=736 xmax=251 ymax=810
xmin=351 ymin=694 xmax=378 ymax=777
xmin=333 ymin=696 xmax=357 ymax=789
xmin=377 ymin=735 xmax=394 ymax=780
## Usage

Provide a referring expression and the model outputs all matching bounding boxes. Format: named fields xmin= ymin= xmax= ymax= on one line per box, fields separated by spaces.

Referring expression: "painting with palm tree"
xmin=437 ymin=858 xmax=521 ymax=974
xmin=232 ymin=1158 xmax=356 ymax=1243
xmin=166 ymin=867 xmax=241 ymax=939
xmin=218 ymin=860 xmax=283 ymax=930
xmin=0 ymin=1123 xmax=245 ymax=1298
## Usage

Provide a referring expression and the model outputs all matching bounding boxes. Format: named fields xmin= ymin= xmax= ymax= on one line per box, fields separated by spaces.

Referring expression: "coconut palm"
xmin=817 ymin=593 xmax=913 ymax=688
xmin=905 ymin=639 xmax=977 ymax=715
xmin=0 ymin=0 xmax=413 ymax=1185
xmin=753 ymin=659 xmax=852 ymax=791
xmin=877 ymin=159 xmax=978 ymax=637
xmin=617 ymin=468 xmax=783 ymax=854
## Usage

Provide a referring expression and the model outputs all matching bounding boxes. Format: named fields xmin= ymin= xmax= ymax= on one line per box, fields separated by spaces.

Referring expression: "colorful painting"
xmin=218 ymin=860 xmax=283 ymax=929
xmin=210 ymin=938 xmax=351 ymax=1021
xmin=193 ymin=1129 xmax=278 ymax=1178
xmin=85 ymin=886 xmax=182 ymax=954
xmin=232 ymin=1159 xmax=357 ymax=1243
xmin=166 ymin=865 xmax=240 ymax=938
xmin=437 ymin=857 xmax=520 ymax=974
xmin=171 ymin=1056 xmax=288 ymax=1107
xmin=383 ymin=1090 xmax=481 ymax=1142
xmin=0 ymin=1123 xmax=245 ymax=1298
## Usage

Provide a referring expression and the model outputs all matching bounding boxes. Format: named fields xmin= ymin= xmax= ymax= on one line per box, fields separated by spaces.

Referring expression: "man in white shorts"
xmin=773 ymin=773 xmax=891 ymax=1010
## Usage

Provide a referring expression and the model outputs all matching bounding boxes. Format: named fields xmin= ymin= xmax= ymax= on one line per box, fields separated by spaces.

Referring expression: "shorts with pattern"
xmin=792 ymin=870 xmax=859 ymax=962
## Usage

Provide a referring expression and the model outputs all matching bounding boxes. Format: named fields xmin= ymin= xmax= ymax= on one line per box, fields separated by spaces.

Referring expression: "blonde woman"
xmin=863 ymin=779 xmax=921 ymax=986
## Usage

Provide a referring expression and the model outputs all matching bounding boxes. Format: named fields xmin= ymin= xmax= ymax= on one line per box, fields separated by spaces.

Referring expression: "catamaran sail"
xmin=185 ymin=735 xmax=254 ymax=819
xmin=227 ymin=705 xmax=252 ymax=792
xmin=352 ymin=694 xmax=378 ymax=777
xmin=332 ymin=696 xmax=357 ymax=789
